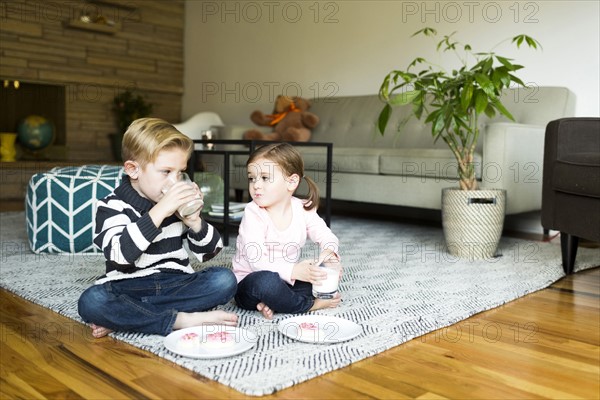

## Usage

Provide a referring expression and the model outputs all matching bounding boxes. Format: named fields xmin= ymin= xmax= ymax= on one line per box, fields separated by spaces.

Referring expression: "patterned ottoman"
xmin=26 ymin=165 xmax=124 ymax=253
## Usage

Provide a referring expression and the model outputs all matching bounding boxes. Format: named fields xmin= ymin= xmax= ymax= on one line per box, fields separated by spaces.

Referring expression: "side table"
xmin=188 ymin=140 xmax=333 ymax=246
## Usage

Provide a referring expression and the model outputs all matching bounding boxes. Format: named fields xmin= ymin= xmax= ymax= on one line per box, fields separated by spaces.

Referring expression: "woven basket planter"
xmin=442 ymin=188 xmax=506 ymax=260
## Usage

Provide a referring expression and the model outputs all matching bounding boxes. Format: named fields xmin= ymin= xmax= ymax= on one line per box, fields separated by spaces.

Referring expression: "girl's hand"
xmin=318 ymin=249 xmax=340 ymax=266
xmin=316 ymin=249 xmax=337 ymax=265
xmin=292 ymin=260 xmax=327 ymax=284
xmin=318 ymin=250 xmax=343 ymax=280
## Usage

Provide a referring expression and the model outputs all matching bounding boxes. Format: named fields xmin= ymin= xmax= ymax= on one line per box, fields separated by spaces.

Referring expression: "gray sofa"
xmin=225 ymin=87 xmax=575 ymax=215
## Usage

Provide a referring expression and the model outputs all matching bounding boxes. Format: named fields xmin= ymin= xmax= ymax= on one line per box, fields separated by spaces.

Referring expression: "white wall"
xmin=182 ymin=0 xmax=599 ymax=126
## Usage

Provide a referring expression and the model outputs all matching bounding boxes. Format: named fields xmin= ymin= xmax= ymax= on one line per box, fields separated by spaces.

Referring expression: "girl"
xmin=233 ymin=143 xmax=342 ymax=319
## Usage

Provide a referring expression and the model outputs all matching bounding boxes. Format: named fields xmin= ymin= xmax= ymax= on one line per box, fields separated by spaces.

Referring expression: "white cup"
xmin=162 ymin=172 xmax=204 ymax=217
xmin=312 ymin=264 xmax=340 ymax=299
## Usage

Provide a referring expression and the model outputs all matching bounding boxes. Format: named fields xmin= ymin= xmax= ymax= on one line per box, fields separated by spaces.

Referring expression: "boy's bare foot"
xmin=256 ymin=302 xmax=274 ymax=320
xmin=90 ymin=324 xmax=113 ymax=338
xmin=173 ymin=310 xmax=238 ymax=330
xmin=310 ymin=292 xmax=342 ymax=312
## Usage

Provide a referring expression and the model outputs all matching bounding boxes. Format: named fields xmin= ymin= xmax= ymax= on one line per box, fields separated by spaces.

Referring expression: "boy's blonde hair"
xmin=122 ymin=118 xmax=193 ymax=166
xmin=247 ymin=143 xmax=320 ymax=211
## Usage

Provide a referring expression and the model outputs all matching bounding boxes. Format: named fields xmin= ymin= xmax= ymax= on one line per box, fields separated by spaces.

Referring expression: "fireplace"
xmin=0 ymin=80 xmax=66 ymax=149
xmin=1 ymin=1 xmax=184 ymax=162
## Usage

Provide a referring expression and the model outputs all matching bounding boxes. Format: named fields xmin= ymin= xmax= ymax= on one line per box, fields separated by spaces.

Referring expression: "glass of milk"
xmin=162 ymin=172 xmax=204 ymax=217
xmin=312 ymin=264 xmax=340 ymax=299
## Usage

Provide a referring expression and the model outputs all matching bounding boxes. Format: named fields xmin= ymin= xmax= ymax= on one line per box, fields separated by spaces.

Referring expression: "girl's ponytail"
xmin=303 ymin=175 xmax=320 ymax=211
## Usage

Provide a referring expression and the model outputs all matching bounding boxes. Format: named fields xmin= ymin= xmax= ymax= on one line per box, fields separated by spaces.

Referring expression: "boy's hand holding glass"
xmin=161 ymin=172 xmax=204 ymax=217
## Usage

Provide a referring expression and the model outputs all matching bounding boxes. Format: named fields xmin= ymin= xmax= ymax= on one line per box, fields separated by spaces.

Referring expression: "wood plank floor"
xmin=2 ymin=178 xmax=598 ymax=398
xmin=1 ymin=266 xmax=598 ymax=399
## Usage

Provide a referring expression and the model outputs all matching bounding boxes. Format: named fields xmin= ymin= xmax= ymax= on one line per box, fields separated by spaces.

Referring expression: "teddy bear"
xmin=243 ymin=95 xmax=319 ymax=142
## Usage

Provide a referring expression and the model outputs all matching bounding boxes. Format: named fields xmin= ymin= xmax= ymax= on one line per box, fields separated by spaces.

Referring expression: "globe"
xmin=17 ymin=115 xmax=55 ymax=151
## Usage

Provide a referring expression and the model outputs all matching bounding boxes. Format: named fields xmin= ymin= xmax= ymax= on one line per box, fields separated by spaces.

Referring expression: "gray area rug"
xmin=1 ymin=211 xmax=598 ymax=396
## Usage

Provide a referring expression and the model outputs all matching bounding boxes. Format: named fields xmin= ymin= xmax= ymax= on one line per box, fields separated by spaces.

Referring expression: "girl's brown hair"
xmin=247 ymin=143 xmax=320 ymax=210
xmin=122 ymin=118 xmax=193 ymax=166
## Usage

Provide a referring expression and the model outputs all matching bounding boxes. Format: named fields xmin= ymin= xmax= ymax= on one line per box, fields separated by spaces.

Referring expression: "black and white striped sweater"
xmin=93 ymin=177 xmax=223 ymax=284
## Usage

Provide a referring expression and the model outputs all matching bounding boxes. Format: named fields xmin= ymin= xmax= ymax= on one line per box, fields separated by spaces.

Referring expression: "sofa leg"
xmin=560 ymin=232 xmax=579 ymax=275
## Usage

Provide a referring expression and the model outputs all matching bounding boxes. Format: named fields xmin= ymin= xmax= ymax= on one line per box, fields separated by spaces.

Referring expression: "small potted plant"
xmin=378 ymin=28 xmax=540 ymax=259
xmin=110 ymin=88 xmax=154 ymax=160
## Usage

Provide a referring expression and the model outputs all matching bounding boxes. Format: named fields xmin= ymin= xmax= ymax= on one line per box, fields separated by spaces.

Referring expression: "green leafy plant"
xmin=378 ymin=28 xmax=541 ymax=190
xmin=112 ymin=89 xmax=154 ymax=133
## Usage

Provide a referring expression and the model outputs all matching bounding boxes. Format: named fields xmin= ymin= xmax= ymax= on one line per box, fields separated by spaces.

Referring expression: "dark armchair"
xmin=541 ymin=118 xmax=600 ymax=274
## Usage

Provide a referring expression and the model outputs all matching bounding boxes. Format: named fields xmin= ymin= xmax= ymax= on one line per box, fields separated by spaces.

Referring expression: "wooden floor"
xmin=1 ymin=265 xmax=598 ymax=399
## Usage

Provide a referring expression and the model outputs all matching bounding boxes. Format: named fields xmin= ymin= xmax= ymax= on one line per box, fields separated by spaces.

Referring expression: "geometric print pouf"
xmin=26 ymin=165 xmax=124 ymax=254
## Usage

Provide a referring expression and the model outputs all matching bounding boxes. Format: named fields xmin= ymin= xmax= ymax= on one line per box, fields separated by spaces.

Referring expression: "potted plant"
xmin=378 ymin=28 xmax=540 ymax=259
xmin=110 ymin=88 xmax=154 ymax=161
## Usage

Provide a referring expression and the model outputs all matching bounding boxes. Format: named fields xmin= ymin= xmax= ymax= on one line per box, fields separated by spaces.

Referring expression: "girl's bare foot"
xmin=90 ymin=324 xmax=113 ymax=338
xmin=173 ymin=310 xmax=238 ymax=330
xmin=256 ymin=302 xmax=274 ymax=319
xmin=310 ymin=292 xmax=342 ymax=312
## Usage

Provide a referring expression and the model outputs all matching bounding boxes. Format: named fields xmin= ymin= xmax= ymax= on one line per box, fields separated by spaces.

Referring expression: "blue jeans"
xmin=235 ymin=271 xmax=315 ymax=314
xmin=77 ymin=267 xmax=237 ymax=336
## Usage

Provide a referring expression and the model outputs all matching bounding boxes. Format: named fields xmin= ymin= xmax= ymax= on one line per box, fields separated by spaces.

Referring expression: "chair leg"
xmin=234 ymin=189 xmax=244 ymax=202
xmin=560 ymin=232 xmax=579 ymax=274
xmin=543 ymin=228 xmax=550 ymax=238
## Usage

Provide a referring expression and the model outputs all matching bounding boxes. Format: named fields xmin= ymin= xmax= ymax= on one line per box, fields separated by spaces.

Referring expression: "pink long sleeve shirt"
xmin=232 ymin=197 xmax=339 ymax=285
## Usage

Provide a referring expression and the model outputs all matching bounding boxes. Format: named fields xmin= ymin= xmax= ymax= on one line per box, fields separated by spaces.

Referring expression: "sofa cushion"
xmin=310 ymin=95 xmax=455 ymax=150
xmin=232 ymin=147 xmax=381 ymax=174
xmin=232 ymin=147 xmax=383 ymax=175
xmin=26 ymin=165 xmax=124 ymax=253
xmin=379 ymin=148 xmax=483 ymax=179
xmin=301 ymin=147 xmax=381 ymax=175
xmin=233 ymin=146 xmax=483 ymax=180
xmin=552 ymin=153 xmax=600 ymax=198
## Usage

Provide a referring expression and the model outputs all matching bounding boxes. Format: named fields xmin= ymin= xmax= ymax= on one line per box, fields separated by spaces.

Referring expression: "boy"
xmin=78 ymin=118 xmax=238 ymax=338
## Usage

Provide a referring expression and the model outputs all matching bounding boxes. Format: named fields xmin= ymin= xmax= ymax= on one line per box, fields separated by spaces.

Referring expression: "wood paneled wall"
xmin=0 ymin=0 xmax=184 ymax=161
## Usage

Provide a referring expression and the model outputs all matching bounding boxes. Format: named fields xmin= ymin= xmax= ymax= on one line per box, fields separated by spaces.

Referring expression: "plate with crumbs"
xmin=278 ymin=315 xmax=362 ymax=344
xmin=164 ymin=325 xmax=258 ymax=359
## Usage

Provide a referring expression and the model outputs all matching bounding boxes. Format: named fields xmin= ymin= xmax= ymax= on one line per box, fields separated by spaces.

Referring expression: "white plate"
xmin=278 ymin=315 xmax=362 ymax=344
xmin=164 ymin=325 xmax=258 ymax=359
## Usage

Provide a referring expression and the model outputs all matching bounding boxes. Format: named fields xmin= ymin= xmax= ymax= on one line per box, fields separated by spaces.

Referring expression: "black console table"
xmin=188 ymin=140 xmax=333 ymax=246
